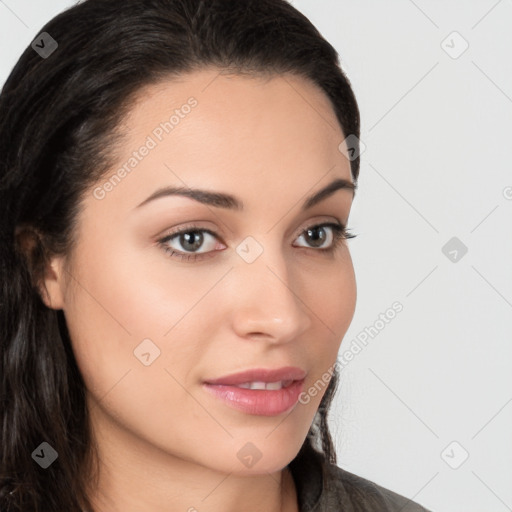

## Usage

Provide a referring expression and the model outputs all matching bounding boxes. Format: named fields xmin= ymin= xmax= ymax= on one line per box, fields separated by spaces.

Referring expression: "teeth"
xmin=236 ymin=380 xmax=293 ymax=390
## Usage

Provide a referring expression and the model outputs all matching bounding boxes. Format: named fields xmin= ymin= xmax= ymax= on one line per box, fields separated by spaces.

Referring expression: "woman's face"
xmin=43 ymin=68 xmax=356 ymax=476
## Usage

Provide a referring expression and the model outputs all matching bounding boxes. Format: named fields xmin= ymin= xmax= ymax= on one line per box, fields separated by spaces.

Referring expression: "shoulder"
xmin=323 ymin=460 xmax=433 ymax=512
xmin=288 ymin=441 xmax=433 ymax=512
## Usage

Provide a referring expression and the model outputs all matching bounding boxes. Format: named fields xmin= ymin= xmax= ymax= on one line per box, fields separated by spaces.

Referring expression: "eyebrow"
xmin=134 ymin=177 xmax=356 ymax=212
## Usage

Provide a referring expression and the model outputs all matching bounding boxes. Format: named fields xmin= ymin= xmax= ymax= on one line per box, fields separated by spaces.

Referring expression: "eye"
xmin=293 ymin=222 xmax=355 ymax=251
xmin=157 ymin=222 xmax=356 ymax=262
xmin=158 ymin=224 xmax=223 ymax=262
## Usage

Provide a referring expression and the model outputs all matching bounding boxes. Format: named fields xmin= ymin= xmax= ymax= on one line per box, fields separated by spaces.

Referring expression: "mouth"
xmin=202 ymin=370 xmax=306 ymax=417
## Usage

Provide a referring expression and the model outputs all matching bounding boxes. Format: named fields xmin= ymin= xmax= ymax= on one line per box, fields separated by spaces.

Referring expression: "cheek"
xmin=301 ymin=251 xmax=356 ymax=402
xmin=307 ymin=248 xmax=357 ymax=345
xmin=61 ymin=240 xmax=211 ymax=397
xmin=61 ymin=246 xmax=223 ymax=457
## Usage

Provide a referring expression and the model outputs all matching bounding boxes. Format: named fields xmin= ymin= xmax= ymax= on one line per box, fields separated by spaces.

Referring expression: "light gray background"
xmin=1 ymin=1 xmax=511 ymax=511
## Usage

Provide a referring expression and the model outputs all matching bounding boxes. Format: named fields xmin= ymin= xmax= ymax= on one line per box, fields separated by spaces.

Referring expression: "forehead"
xmin=123 ymin=67 xmax=342 ymax=135
xmin=117 ymin=68 xmax=346 ymax=159
xmin=84 ymin=68 xmax=352 ymax=219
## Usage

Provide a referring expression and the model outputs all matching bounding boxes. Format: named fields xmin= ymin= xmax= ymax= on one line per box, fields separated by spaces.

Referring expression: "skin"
xmin=40 ymin=67 xmax=357 ymax=512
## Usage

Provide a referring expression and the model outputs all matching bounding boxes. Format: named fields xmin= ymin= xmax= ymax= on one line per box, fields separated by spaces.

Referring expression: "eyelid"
xmin=157 ymin=216 xmax=343 ymax=243
xmin=157 ymin=221 xmax=220 ymax=241
xmin=292 ymin=216 xmax=344 ymax=239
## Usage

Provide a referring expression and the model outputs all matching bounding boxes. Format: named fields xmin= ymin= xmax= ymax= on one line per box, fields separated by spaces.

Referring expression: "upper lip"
xmin=204 ymin=366 xmax=306 ymax=386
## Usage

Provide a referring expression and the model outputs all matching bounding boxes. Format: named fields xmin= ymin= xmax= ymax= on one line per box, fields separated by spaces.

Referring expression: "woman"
xmin=0 ymin=1 xmax=432 ymax=510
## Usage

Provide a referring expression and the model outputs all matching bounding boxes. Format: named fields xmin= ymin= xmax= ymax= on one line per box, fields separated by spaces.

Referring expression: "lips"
xmin=202 ymin=367 xmax=307 ymax=416
xmin=204 ymin=366 xmax=306 ymax=386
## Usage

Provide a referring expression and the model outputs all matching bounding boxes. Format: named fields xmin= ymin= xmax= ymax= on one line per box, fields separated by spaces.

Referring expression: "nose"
xmin=228 ymin=244 xmax=313 ymax=344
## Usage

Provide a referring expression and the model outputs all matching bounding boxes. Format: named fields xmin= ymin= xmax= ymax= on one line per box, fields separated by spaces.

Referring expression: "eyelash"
xmin=157 ymin=222 xmax=357 ymax=262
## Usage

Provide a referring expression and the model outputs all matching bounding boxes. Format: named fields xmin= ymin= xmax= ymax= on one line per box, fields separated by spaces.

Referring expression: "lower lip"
xmin=202 ymin=379 xmax=304 ymax=416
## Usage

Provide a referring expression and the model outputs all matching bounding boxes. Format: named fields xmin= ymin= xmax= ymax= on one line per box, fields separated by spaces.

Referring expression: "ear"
xmin=15 ymin=226 xmax=67 ymax=310
xmin=39 ymin=254 xmax=67 ymax=310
